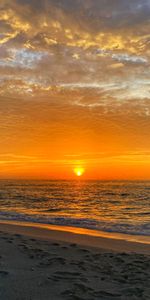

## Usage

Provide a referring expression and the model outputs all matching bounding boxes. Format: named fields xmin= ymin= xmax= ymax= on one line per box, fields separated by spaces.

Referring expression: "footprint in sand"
xmin=51 ymin=242 xmax=60 ymax=246
xmin=51 ymin=270 xmax=82 ymax=281
xmin=14 ymin=234 xmax=22 ymax=238
xmin=69 ymin=243 xmax=77 ymax=248
xmin=0 ymin=270 xmax=9 ymax=276
xmin=61 ymin=246 xmax=68 ymax=250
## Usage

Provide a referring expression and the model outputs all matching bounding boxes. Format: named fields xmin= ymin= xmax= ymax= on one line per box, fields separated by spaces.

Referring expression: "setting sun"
xmin=74 ymin=167 xmax=85 ymax=177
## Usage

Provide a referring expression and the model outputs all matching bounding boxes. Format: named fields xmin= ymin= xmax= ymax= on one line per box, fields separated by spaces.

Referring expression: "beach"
xmin=0 ymin=221 xmax=150 ymax=300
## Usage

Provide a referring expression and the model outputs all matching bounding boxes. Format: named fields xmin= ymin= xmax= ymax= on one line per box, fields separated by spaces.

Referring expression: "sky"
xmin=0 ymin=0 xmax=150 ymax=179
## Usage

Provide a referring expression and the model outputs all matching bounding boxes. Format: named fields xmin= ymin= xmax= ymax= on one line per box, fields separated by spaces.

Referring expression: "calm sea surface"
xmin=0 ymin=180 xmax=149 ymax=236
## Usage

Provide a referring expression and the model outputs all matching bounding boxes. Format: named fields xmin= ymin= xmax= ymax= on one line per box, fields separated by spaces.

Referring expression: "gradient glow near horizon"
xmin=0 ymin=0 xmax=150 ymax=179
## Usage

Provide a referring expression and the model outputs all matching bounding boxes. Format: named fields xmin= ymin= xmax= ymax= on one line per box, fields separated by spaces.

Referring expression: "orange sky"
xmin=0 ymin=0 xmax=150 ymax=179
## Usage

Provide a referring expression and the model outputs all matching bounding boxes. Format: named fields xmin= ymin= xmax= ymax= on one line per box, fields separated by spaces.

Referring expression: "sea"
xmin=0 ymin=180 xmax=149 ymax=237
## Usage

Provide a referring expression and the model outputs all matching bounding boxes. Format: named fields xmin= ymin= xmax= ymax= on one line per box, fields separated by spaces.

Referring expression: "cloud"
xmin=0 ymin=0 xmax=150 ymax=179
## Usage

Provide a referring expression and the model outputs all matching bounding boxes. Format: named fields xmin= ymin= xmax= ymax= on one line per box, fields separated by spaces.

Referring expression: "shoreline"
xmin=0 ymin=220 xmax=150 ymax=299
xmin=0 ymin=220 xmax=150 ymax=254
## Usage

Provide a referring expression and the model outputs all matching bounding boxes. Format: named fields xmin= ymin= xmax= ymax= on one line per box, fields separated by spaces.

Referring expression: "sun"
xmin=74 ymin=167 xmax=85 ymax=177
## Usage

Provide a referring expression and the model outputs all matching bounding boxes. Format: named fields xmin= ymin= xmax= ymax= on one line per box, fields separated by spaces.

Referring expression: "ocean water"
xmin=0 ymin=180 xmax=149 ymax=236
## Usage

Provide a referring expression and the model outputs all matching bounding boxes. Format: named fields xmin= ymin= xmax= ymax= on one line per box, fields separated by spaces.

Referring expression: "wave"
xmin=0 ymin=211 xmax=149 ymax=236
xmin=42 ymin=208 xmax=64 ymax=212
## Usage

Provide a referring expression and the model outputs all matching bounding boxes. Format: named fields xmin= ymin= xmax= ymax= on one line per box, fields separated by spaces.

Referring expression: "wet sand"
xmin=0 ymin=221 xmax=150 ymax=299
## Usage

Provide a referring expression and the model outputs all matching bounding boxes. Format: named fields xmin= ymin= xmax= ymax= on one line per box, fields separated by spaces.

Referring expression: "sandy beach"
xmin=0 ymin=221 xmax=150 ymax=300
